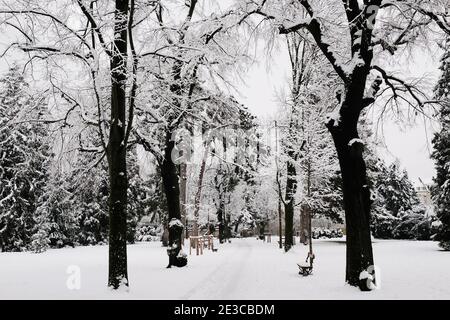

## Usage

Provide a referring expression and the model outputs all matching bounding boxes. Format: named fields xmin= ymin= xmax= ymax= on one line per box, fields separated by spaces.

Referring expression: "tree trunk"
xmin=327 ymin=92 xmax=374 ymax=290
xmin=278 ymin=199 xmax=283 ymax=249
xmin=217 ymin=195 xmax=226 ymax=243
xmin=300 ymin=161 xmax=312 ymax=245
xmin=107 ymin=0 xmax=129 ymax=289
xmin=259 ymin=222 xmax=266 ymax=239
xmin=299 ymin=205 xmax=310 ymax=245
xmin=161 ymin=130 xmax=186 ymax=268
xmin=234 ymin=215 xmax=243 ymax=234
xmin=179 ymin=162 xmax=187 ymax=239
xmin=284 ymin=160 xmax=296 ymax=251
xmin=192 ymin=140 xmax=210 ymax=236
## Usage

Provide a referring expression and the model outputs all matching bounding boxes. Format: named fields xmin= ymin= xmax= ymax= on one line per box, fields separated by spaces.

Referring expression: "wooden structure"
xmin=189 ymin=235 xmax=215 ymax=255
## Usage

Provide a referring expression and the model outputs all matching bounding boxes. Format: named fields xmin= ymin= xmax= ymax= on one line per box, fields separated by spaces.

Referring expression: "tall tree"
xmin=104 ymin=0 xmax=131 ymax=288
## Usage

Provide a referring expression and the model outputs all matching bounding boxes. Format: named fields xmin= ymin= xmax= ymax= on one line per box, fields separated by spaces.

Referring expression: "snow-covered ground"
xmin=0 ymin=238 xmax=449 ymax=299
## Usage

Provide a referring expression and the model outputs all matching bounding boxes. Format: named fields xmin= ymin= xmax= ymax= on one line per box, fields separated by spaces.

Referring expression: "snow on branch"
xmin=380 ymin=1 xmax=450 ymax=36
xmin=371 ymin=65 xmax=438 ymax=115
xmin=279 ymin=5 xmax=350 ymax=82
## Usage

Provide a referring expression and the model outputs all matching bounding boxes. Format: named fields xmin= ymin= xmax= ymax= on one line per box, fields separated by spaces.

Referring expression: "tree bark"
xmin=107 ymin=0 xmax=129 ymax=289
xmin=161 ymin=130 xmax=186 ymax=268
xmin=327 ymin=90 xmax=374 ymax=291
xmin=217 ymin=193 xmax=226 ymax=243
xmin=284 ymin=160 xmax=296 ymax=251
xmin=278 ymin=198 xmax=283 ymax=249
xmin=299 ymin=205 xmax=310 ymax=245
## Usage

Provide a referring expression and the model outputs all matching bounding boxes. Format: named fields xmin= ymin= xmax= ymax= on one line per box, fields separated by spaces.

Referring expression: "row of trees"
xmin=0 ymin=58 xmax=439 ymax=275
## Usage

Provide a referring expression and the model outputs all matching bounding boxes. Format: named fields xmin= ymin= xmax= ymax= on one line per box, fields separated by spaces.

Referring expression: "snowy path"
xmin=0 ymin=238 xmax=449 ymax=299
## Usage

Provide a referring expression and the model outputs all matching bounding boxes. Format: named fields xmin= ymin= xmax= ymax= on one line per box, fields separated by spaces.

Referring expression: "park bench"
xmin=297 ymin=252 xmax=315 ymax=276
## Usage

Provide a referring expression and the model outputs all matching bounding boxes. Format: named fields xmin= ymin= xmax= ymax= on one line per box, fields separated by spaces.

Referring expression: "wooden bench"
xmin=297 ymin=252 xmax=315 ymax=276
xmin=297 ymin=264 xmax=313 ymax=276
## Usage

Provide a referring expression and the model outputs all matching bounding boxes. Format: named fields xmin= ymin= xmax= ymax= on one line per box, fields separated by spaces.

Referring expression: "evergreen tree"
xmin=431 ymin=39 xmax=450 ymax=250
xmin=360 ymin=115 xmax=426 ymax=239
xmin=31 ymin=147 xmax=153 ymax=252
xmin=370 ymin=160 xmax=430 ymax=240
xmin=378 ymin=163 xmax=421 ymax=217
xmin=0 ymin=65 xmax=52 ymax=252
xmin=31 ymin=171 xmax=78 ymax=252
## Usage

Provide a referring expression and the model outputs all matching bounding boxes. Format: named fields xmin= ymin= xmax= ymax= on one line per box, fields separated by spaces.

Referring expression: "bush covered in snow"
xmin=431 ymin=39 xmax=450 ymax=251
xmin=370 ymin=212 xmax=399 ymax=239
xmin=135 ymin=224 xmax=163 ymax=242
xmin=392 ymin=212 xmax=434 ymax=240
xmin=312 ymin=228 xmax=344 ymax=239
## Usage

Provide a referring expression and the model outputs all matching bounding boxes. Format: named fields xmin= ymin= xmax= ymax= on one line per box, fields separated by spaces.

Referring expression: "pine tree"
xmin=31 ymin=145 xmax=151 ymax=252
xmin=431 ymin=39 xmax=450 ymax=250
xmin=378 ymin=163 xmax=420 ymax=217
xmin=360 ymin=114 xmax=427 ymax=239
xmin=0 ymin=65 xmax=51 ymax=252
xmin=31 ymin=171 xmax=77 ymax=252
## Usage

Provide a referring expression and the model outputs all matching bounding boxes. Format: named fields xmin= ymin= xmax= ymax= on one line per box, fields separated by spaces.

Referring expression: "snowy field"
xmin=0 ymin=238 xmax=449 ymax=300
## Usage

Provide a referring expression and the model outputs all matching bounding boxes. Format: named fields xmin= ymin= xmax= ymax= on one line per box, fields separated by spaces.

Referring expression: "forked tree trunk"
xmin=162 ymin=130 xmax=186 ymax=268
xmin=107 ymin=0 xmax=129 ymax=289
xmin=327 ymin=91 xmax=374 ymax=291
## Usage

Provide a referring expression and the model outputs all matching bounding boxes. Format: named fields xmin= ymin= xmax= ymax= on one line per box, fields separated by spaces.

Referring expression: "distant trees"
xmin=432 ymin=38 xmax=450 ymax=250
xmin=275 ymin=32 xmax=340 ymax=250
xmin=369 ymin=161 xmax=431 ymax=240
